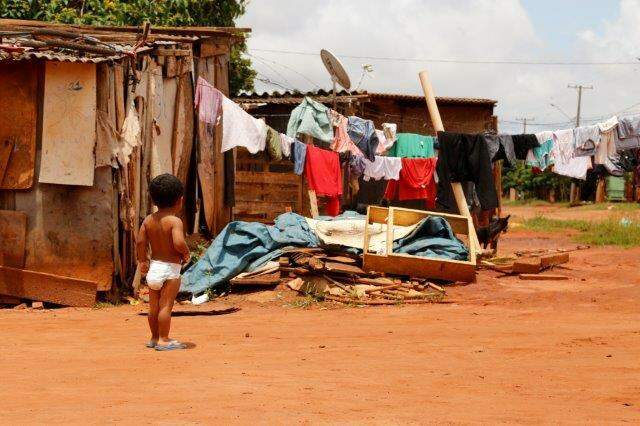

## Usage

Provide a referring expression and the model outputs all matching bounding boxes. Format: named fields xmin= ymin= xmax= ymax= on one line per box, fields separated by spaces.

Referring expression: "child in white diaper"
xmin=137 ymin=174 xmax=190 ymax=351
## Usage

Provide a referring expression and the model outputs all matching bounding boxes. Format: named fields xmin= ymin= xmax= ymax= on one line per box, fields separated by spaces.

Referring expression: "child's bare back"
xmin=142 ymin=212 xmax=187 ymax=264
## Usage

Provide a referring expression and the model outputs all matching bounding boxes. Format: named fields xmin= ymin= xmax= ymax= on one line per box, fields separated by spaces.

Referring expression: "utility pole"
xmin=515 ymin=117 xmax=535 ymax=133
xmin=567 ymin=84 xmax=593 ymax=127
xmin=567 ymin=84 xmax=592 ymax=205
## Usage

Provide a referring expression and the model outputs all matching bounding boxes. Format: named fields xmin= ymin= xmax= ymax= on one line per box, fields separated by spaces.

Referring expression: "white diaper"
xmin=146 ymin=260 xmax=182 ymax=290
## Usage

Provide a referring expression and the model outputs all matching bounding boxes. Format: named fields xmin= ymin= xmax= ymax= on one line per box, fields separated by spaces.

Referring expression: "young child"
xmin=137 ymin=173 xmax=190 ymax=351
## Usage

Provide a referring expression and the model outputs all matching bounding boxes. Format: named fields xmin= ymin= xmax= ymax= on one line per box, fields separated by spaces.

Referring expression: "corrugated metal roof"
xmin=234 ymin=90 xmax=497 ymax=106
xmin=0 ymin=50 xmax=127 ymax=63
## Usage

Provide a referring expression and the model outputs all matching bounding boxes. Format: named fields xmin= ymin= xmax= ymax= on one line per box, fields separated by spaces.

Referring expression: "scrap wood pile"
xmin=481 ymin=246 xmax=589 ymax=280
xmin=230 ymin=247 xmax=447 ymax=305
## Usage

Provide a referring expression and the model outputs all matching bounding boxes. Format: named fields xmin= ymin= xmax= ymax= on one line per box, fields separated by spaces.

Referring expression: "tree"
xmin=0 ymin=0 xmax=255 ymax=94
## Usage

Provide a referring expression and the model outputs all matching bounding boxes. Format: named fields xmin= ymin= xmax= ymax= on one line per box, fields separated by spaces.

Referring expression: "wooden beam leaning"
xmin=418 ymin=70 xmax=481 ymax=252
xmin=0 ymin=266 xmax=97 ymax=307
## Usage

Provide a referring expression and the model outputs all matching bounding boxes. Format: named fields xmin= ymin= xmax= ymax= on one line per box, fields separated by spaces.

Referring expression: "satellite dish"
xmin=321 ymin=49 xmax=351 ymax=109
xmin=321 ymin=49 xmax=351 ymax=90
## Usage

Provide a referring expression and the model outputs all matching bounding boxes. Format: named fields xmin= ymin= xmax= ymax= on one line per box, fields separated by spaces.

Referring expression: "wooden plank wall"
xmin=0 ymin=62 xmax=38 ymax=190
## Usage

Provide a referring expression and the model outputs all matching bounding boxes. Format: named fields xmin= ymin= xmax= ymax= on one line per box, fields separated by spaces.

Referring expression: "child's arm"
xmin=136 ymin=220 xmax=150 ymax=274
xmin=171 ymin=218 xmax=191 ymax=263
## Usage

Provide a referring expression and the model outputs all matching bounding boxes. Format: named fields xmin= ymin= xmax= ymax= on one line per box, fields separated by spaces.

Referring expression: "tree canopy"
xmin=0 ymin=0 xmax=255 ymax=94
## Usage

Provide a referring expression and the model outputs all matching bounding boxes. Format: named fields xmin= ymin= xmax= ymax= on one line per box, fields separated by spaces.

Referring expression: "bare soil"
xmin=1 ymin=204 xmax=640 ymax=424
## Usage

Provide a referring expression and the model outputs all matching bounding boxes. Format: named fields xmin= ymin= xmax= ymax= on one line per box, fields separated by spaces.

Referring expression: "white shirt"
xmin=597 ymin=116 xmax=618 ymax=132
xmin=362 ymin=156 xmax=402 ymax=181
xmin=221 ymin=96 xmax=267 ymax=154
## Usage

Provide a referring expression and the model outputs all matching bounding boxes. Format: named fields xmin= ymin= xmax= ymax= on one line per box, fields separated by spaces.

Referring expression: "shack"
xmin=0 ymin=19 xmax=247 ymax=306
xmin=232 ymin=90 xmax=497 ymax=221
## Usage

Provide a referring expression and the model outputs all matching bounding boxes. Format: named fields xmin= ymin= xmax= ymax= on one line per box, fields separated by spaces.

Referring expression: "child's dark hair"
xmin=149 ymin=174 xmax=184 ymax=208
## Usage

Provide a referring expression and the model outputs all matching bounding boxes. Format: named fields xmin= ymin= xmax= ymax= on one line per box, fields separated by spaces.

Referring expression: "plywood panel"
xmin=0 ymin=266 xmax=96 ymax=307
xmin=151 ymin=77 xmax=176 ymax=178
xmin=15 ymin=166 xmax=114 ymax=291
xmin=172 ymin=73 xmax=194 ymax=184
xmin=0 ymin=210 xmax=27 ymax=268
xmin=0 ymin=62 xmax=38 ymax=189
xmin=40 ymin=61 xmax=97 ymax=186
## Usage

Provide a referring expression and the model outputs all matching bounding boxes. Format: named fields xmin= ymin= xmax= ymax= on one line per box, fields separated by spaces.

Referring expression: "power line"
xmin=245 ymin=52 xmax=322 ymax=89
xmin=250 ymin=48 xmax=640 ymax=66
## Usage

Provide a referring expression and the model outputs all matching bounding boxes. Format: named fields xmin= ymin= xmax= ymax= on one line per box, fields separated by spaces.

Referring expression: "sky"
xmin=237 ymin=0 xmax=640 ymax=134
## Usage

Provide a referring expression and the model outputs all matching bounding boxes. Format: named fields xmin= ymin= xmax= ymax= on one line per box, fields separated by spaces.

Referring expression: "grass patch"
xmin=576 ymin=202 xmax=640 ymax=212
xmin=522 ymin=216 xmax=640 ymax=247
xmin=93 ymin=301 xmax=119 ymax=309
xmin=502 ymin=199 xmax=556 ymax=207
xmin=288 ymin=293 xmax=324 ymax=309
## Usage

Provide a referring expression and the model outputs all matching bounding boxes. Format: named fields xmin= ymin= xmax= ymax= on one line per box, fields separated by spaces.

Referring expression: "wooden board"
xmin=196 ymin=59 xmax=216 ymax=233
xmin=0 ymin=62 xmax=38 ymax=189
xmin=172 ymin=73 xmax=194 ymax=184
xmin=512 ymin=253 xmax=570 ymax=274
xmin=40 ymin=61 xmax=96 ymax=186
xmin=0 ymin=266 xmax=96 ymax=307
xmin=213 ymin=53 xmax=232 ymax=235
xmin=519 ymin=274 xmax=569 ymax=281
xmin=0 ymin=138 xmax=14 ymax=182
xmin=0 ymin=210 xmax=27 ymax=268
xmin=15 ymin=166 xmax=114 ymax=291
xmin=363 ymin=206 xmax=476 ymax=282
xmin=151 ymin=77 xmax=176 ymax=178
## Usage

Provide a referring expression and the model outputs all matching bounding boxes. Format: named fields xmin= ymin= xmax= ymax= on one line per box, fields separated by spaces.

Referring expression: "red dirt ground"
xmin=1 ymin=204 xmax=640 ymax=424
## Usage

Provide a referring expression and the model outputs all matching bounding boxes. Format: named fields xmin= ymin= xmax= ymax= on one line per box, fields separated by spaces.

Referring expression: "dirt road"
xmin=2 ymin=206 xmax=640 ymax=424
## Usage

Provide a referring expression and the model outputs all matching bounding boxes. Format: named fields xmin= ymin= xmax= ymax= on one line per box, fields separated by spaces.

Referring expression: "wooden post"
xmin=418 ymin=70 xmax=481 ymax=252
xmin=595 ymin=177 xmax=606 ymax=203
xmin=493 ymin=160 xmax=503 ymax=216
xmin=304 ymin=134 xmax=319 ymax=218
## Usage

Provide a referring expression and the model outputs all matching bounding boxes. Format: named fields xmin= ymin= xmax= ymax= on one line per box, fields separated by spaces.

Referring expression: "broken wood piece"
xmin=322 ymin=274 xmax=353 ymax=294
xmin=427 ymin=282 xmax=446 ymax=293
xmin=366 ymin=284 xmax=402 ymax=294
xmin=325 ymin=295 xmax=440 ymax=305
xmin=286 ymin=277 xmax=304 ymax=292
xmin=0 ymin=266 xmax=96 ymax=307
xmin=512 ymin=253 xmax=570 ymax=274
xmin=230 ymin=271 xmax=280 ymax=286
xmin=308 ymin=256 xmax=324 ymax=271
xmin=518 ymin=274 xmax=569 ymax=281
xmin=323 ymin=255 xmax=356 ymax=264
xmin=355 ymin=277 xmax=395 ymax=286
xmin=324 ymin=261 xmax=365 ymax=276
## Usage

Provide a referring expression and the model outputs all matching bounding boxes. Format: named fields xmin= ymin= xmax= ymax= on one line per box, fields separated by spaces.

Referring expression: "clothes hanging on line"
xmin=526 ymin=132 xmax=555 ymax=170
xmin=362 ymin=156 xmax=402 ymax=181
xmin=291 ymin=139 xmax=307 ymax=175
xmin=436 ymin=131 xmax=498 ymax=211
xmin=387 ymin=133 xmax=436 ymax=158
xmin=279 ymin=133 xmax=294 ymax=158
xmin=329 ymin=111 xmax=362 ymax=155
xmin=511 ymin=134 xmax=540 ymax=160
xmin=597 ymin=116 xmax=618 ymax=132
xmin=384 ymin=157 xmax=437 ymax=209
xmin=382 ymin=123 xmax=397 ymax=144
xmin=194 ymin=77 xmax=222 ymax=125
xmin=616 ymin=115 xmax=640 ymax=151
xmin=304 ymin=144 xmax=343 ymax=216
xmin=287 ymin=96 xmax=334 ymax=143
xmin=265 ymin=127 xmax=282 ymax=161
xmin=573 ymin=125 xmax=601 ymax=157
xmin=551 ymin=129 xmax=591 ymax=180
xmin=483 ymin=133 xmax=516 ymax=166
xmin=221 ymin=96 xmax=267 ymax=154
xmin=347 ymin=116 xmax=379 ymax=161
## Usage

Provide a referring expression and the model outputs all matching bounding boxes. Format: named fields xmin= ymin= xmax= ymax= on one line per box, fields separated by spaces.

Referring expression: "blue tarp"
xmin=180 ymin=213 xmax=320 ymax=295
xmin=393 ymin=216 xmax=469 ymax=261
xmin=182 ymin=212 xmax=468 ymax=295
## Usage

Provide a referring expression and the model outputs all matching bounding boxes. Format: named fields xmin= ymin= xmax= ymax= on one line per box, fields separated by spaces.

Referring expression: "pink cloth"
xmin=194 ymin=77 xmax=222 ymax=124
xmin=330 ymin=111 xmax=361 ymax=155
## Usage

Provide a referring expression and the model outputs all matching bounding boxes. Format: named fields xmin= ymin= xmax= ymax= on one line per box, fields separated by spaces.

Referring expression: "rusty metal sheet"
xmin=0 ymin=62 xmax=37 ymax=189
xmin=15 ymin=166 xmax=114 ymax=291
xmin=0 ymin=210 xmax=27 ymax=268
xmin=39 ymin=61 xmax=96 ymax=186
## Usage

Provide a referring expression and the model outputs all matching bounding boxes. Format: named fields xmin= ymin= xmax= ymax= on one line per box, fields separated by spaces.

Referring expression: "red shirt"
xmin=304 ymin=144 xmax=343 ymax=197
xmin=384 ymin=157 xmax=437 ymax=207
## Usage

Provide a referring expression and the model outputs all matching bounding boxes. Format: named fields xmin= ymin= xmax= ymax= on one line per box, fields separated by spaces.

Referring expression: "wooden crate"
xmin=363 ymin=206 xmax=476 ymax=282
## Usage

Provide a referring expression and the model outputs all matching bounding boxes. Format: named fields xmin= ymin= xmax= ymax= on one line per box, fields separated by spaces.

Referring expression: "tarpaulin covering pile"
xmin=181 ymin=212 xmax=468 ymax=295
